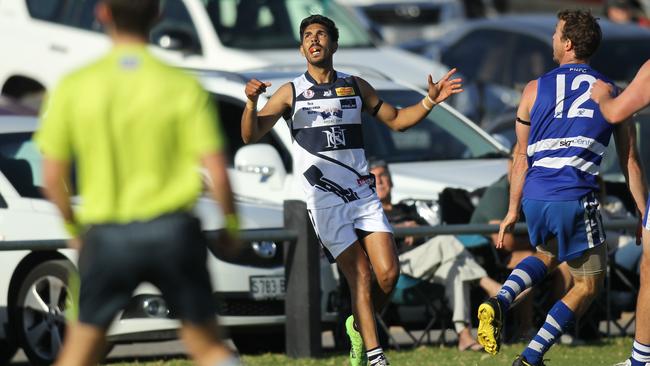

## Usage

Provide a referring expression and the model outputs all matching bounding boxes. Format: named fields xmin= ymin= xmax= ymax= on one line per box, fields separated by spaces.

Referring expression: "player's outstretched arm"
xmin=591 ymin=60 xmax=650 ymax=123
xmin=356 ymin=68 xmax=463 ymax=131
xmin=497 ymin=80 xmax=536 ymax=248
xmin=241 ymin=81 xmax=292 ymax=144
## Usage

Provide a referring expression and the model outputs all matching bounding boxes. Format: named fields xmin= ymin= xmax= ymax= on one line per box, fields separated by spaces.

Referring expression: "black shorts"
xmin=77 ymin=212 xmax=215 ymax=328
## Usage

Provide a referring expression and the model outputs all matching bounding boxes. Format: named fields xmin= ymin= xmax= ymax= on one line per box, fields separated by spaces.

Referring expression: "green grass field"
xmin=108 ymin=337 xmax=632 ymax=365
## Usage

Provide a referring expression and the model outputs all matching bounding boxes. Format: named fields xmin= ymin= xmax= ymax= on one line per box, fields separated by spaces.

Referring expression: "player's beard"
xmin=309 ymin=57 xmax=330 ymax=68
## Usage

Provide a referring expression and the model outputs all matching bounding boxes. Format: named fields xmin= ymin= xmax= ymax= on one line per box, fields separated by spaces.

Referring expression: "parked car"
xmin=337 ymin=0 xmax=466 ymax=44
xmin=401 ymin=14 xmax=650 ymax=124
xmin=0 ymin=0 xmax=448 ymax=105
xmin=0 ymin=114 xmax=324 ymax=364
xmin=194 ymin=69 xmax=509 ymax=207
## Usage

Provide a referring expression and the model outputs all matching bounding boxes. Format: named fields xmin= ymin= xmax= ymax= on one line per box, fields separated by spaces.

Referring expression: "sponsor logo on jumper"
xmin=559 ymin=137 xmax=592 ymax=148
xmin=335 ymin=87 xmax=355 ymax=96
xmin=319 ymin=108 xmax=343 ymax=121
xmin=303 ymin=89 xmax=315 ymax=99
xmin=323 ymin=126 xmax=346 ymax=148
xmin=357 ymin=175 xmax=375 ymax=187
xmin=323 ymin=90 xmax=333 ymax=97
xmin=340 ymin=98 xmax=357 ymax=110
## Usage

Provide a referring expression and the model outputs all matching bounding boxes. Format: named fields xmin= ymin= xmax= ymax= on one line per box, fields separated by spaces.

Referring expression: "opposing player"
xmin=591 ymin=60 xmax=650 ymax=366
xmin=241 ymin=14 xmax=462 ymax=366
xmin=476 ymin=10 xmax=647 ymax=366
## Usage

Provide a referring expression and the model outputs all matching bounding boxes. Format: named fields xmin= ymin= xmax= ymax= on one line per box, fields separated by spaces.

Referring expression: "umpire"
xmin=35 ymin=1 xmax=240 ymax=365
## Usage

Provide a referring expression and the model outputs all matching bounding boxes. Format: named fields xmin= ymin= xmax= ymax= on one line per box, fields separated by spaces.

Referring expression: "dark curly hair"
xmin=557 ymin=9 xmax=602 ymax=60
xmin=299 ymin=15 xmax=339 ymax=43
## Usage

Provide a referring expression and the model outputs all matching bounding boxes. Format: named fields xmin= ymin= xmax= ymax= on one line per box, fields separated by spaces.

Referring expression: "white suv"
xmin=0 ymin=0 xmax=446 ymax=104
xmin=0 ymin=114 xmax=320 ymax=365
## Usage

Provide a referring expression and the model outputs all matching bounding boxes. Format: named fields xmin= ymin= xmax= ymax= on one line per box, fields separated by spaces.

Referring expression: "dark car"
xmin=401 ymin=15 xmax=650 ymax=125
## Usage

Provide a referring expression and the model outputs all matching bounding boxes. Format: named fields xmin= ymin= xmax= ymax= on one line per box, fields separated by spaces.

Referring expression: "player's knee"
xmin=377 ymin=264 xmax=399 ymax=292
xmin=573 ymin=276 xmax=603 ymax=301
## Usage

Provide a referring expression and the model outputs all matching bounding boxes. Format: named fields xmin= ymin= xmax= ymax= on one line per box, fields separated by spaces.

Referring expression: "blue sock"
xmin=521 ymin=301 xmax=575 ymax=365
xmin=496 ymin=256 xmax=547 ymax=310
xmin=630 ymin=340 xmax=650 ymax=365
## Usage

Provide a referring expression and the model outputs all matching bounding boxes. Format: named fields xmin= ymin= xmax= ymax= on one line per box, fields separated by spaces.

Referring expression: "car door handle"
xmin=50 ymin=44 xmax=68 ymax=53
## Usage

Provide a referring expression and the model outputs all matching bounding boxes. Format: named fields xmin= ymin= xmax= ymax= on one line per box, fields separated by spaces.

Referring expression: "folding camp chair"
xmin=376 ymin=274 xmax=451 ymax=350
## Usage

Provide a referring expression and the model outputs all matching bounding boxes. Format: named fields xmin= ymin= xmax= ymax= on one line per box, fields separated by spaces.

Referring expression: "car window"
xmin=72 ymin=0 xmax=103 ymax=32
xmin=361 ymin=3 xmax=443 ymax=26
xmin=212 ymin=95 xmax=292 ymax=172
xmin=441 ymin=29 xmax=513 ymax=86
xmin=363 ymin=90 xmax=502 ymax=162
xmin=511 ymin=34 xmax=554 ymax=91
xmin=205 ymin=0 xmax=373 ymax=49
xmin=65 ymin=0 xmax=102 ymax=32
xmin=0 ymin=133 xmax=43 ymax=199
xmin=151 ymin=0 xmax=201 ymax=52
xmin=592 ymin=39 xmax=650 ymax=83
xmin=26 ymin=0 xmax=74 ymax=24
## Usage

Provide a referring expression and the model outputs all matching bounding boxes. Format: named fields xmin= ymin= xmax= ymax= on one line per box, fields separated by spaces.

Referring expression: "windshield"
xmin=204 ymin=0 xmax=373 ymax=49
xmin=593 ymin=39 xmax=650 ymax=83
xmin=363 ymin=90 xmax=503 ymax=163
xmin=0 ymin=132 xmax=43 ymax=198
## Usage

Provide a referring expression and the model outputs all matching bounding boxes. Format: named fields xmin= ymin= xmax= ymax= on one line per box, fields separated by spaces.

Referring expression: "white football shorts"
xmin=307 ymin=194 xmax=393 ymax=261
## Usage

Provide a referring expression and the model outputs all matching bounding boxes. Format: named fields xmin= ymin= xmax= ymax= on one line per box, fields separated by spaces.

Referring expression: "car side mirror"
xmin=151 ymin=26 xmax=199 ymax=54
xmin=234 ymin=144 xmax=286 ymax=188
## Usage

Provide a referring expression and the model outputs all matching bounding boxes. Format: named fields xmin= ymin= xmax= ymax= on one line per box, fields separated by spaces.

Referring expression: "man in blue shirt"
xmin=477 ymin=10 xmax=648 ymax=366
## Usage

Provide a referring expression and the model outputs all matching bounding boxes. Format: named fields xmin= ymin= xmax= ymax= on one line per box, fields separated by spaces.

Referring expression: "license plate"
xmin=249 ymin=276 xmax=285 ymax=300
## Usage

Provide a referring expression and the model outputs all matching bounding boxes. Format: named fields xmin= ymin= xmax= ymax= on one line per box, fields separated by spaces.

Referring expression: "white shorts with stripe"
xmin=307 ymin=194 xmax=392 ymax=262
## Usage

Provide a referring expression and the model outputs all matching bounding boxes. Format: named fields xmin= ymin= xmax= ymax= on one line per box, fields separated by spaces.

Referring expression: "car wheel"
xmin=15 ymin=260 xmax=76 ymax=366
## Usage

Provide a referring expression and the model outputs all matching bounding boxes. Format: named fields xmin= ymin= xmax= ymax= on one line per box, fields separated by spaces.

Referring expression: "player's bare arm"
xmin=497 ymin=80 xmax=537 ymax=248
xmin=613 ymin=121 xmax=648 ymax=222
xmin=355 ymin=68 xmax=463 ymax=131
xmin=241 ymin=80 xmax=292 ymax=143
xmin=591 ymin=60 xmax=650 ymax=123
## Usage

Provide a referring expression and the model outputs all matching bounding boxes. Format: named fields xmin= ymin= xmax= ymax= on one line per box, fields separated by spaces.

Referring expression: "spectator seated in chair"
xmin=370 ymin=160 xmax=501 ymax=352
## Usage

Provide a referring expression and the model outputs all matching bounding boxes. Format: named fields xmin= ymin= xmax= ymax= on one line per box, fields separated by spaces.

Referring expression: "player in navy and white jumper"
xmin=241 ymin=14 xmax=462 ymax=366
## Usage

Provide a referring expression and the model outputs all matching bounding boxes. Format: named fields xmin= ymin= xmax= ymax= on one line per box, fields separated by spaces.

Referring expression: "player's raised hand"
xmin=245 ymin=79 xmax=272 ymax=103
xmin=590 ymin=79 xmax=614 ymax=104
xmin=497 ymin=211 xmax=519 ymax=249
xmin=428 ymin=68 xmax=463 ymax=104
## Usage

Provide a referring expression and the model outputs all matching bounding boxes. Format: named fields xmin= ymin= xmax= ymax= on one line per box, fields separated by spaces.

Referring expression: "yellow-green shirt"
xmin=35 ymin=45 xmax=223 ymax=225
